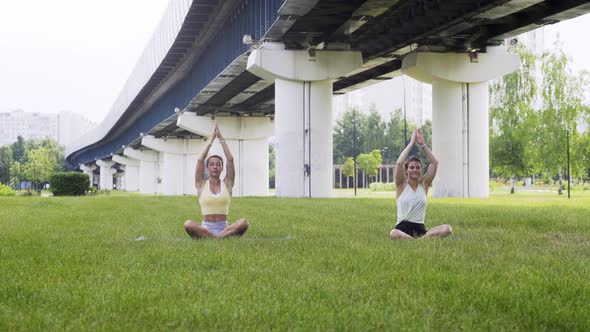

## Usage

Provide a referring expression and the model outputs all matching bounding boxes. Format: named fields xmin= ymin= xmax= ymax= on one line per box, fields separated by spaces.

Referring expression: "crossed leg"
xmin=424 ymin=224 xmax=452 ymax=238
xmin=184 ymin=220 xmax=217 ymax=239
xmin=389 ymin=224 xmax=452 ymax=240
xmin=184 ymin=219 xmax=249 ymax=239
xmin=218 ymin=219 xmax=249 ymax=238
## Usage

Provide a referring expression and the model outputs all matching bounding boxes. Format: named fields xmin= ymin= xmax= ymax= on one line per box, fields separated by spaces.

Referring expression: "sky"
xmin=0 ymin=2 xmax=589 ymax=124
xmin=0 ymin=0 xmax=170 ymax=123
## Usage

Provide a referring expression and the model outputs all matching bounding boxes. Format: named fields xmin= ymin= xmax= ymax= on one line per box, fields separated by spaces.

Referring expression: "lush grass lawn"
xmin=1 ymin=191 xmax=589 ymax=331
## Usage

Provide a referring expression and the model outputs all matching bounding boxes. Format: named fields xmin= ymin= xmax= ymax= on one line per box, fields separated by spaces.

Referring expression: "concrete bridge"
xmin=66 ymin=0 xmax=590 ymax=198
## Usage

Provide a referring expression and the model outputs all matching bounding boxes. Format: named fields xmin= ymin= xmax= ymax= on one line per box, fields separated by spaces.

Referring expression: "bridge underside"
xmin=67 ymin=0 xmax=590 ymax=196
xmin=182 ymin=0 xmax=590 ymax=119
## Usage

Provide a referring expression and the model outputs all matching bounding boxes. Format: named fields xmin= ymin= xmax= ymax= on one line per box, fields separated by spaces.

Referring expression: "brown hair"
xmin=206 ymin=155 xmax=224 ymax=167
xmin=404 ymin=155 xmax=422 ymax=171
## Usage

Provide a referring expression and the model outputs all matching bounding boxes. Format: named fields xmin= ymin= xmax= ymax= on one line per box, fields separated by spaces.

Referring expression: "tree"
xmin=0 ymin=146 xmax=13 ymax=185
xmin=538 ymin=44 xmax=589 ymax=182
xmin=23 ymin=147 xmax=54 ymax=188
xmin=384 ymin=109 xmax=418 ymax=164
xmin=357 ymin=150 xmax=382 ymax=186
xmin=341 ymin=157 xmax=355 ymax=188
xmin=10 ymin=161 xmax=23 ymax=189
xmin=11 ymin=136 xmax=26 ymax=163
xmin=489 ymin=40 xmax=590 ymax=186
xmin=333 ymin=107 xmax=367 ymax=164
xmin=38 ymin=138 xmax=66 ymax=172
xmin=363 ymin=107 xmax=386 ymax=154
xmin=489 ymin=45 xmax=537 ymax=181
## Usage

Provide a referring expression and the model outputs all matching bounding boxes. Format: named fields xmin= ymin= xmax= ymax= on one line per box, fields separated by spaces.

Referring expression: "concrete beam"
xmin=176 ymin=113 xmax=273 ymax=140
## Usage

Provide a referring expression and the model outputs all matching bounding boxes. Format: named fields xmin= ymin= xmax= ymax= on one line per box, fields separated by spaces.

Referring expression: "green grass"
xmin=1 ymin=191 xmax=589 ymax=331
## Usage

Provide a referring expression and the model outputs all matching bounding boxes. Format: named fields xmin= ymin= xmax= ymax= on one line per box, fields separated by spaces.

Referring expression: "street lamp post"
xmin=353 ymin=110 xmax=357 ymax=196
xmin=567 ymin=128 xmax=570 ymax=199
xmin=33 ymin=162 xmax=36 ymax=194
xmin=403 ymin=75 xmax=408 ymax=145
xmin=382 ymin=147 xmax=388 ymax=183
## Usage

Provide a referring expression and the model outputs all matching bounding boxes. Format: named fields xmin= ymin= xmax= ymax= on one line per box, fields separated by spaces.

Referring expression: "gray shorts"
xmin=202 ymin=221 xmax=228 ymax=236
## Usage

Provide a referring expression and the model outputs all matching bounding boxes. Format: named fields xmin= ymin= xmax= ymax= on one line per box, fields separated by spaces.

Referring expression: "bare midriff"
xmin=203 ymin=214 xmax=227 ymax=222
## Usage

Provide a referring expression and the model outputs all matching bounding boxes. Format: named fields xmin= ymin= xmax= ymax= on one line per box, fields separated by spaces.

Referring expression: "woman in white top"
xmin=389 ymin=128 xmax=452 ymax=239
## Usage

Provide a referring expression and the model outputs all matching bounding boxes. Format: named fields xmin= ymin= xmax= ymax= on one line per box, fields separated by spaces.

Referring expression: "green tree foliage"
xmin=334 ymin=107 xmax=418 ymax=166
xmin=489 ymin=45 xmax=537 ymax=179
xmin=357 ymin=150 xmax=382 ymax=185
xmin=489 ymin=41 xmax=590 ymax=182
xmin=6 ymin=137 xmax=66 ymax=189
xmin=11 ymin=136 xmax=26 ymax=163
xmin=24 ymin=146 xmax=61 ymax=187
xmin=363 ymin=107 xmax=386 ymax=154
xmin=333 ymin=107 xmax=366 ymax=164
xmin=10 ymin=161 xmax=23 ymax=189
xmin=0 ymin=146 xmax=13 ymax=185
xmin=370 ymin=149 xmax=383 ymax=166
xmin=341 ymin=157 xmax=355 ymax=178
xmin=538 ymin=46 xmax=589 ymax=180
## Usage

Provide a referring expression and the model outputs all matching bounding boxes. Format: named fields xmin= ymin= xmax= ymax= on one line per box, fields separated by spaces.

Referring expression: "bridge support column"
xmin=113 ymin=155 xmax=140 ymax=192
xmin=96 ymin=160 xmax=116 ymax=190
xmin=79 ymin=164 xmax=96 ymax=187
xmin=123 ymin=148 xmax=158 ymax=194
xmin=402 ymin=49 xmax=519 ymax=198
xmin=141 ymin=136 xmax=203 ymax=195
xmin=177 ymin=113 xmax=273 ymax=196
xmin=247 ymin=43 xmax=362 ymax=197
xmin=114 ymin=166 xmax=125 ymax=190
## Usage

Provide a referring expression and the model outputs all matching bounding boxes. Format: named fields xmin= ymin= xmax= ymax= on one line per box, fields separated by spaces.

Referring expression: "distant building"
xmin=0 ymin=109 xmax=96 ymax=147
xmin=403 ymin=76 xmax=432 ymax=125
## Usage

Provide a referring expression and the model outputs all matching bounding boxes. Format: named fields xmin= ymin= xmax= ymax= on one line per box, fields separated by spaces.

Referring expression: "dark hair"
xmin=206 ymin=155 xmax=224 ymax=167
xmin=404 ymin=155 xmax=422 ymax=171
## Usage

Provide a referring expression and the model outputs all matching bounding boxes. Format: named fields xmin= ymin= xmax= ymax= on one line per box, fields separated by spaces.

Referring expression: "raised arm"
xmin=216 ymin=124 xmax=235 ymax=191
xmin=195 ymin=126 xmax=216 ymax=191
xmin=394 ymin=128 xmax=417 ymax=189
xmin=416 ymin=129 xmax=438 ymax=191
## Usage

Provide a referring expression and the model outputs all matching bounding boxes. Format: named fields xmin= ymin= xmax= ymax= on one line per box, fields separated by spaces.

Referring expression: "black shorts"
xmin=395 ymin=221 xmax=427 ymax=238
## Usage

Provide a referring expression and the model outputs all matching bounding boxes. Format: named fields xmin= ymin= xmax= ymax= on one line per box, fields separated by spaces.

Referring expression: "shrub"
xmin=50 ymin=172 xmax=90 ymax=196
xmin=0 ymin=184 xmax=16 ymax=197
xmin=369 ymin=182 xmax=395 ymax=191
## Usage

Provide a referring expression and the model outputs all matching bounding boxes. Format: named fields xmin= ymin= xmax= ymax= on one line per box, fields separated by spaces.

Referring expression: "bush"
xmin=369 ymin=182 xmax=395 ymax=191
xmin=50 ymin=172 xmax=90 ymax=196
xmin=0 ymin=184 xmax=16 ymax=197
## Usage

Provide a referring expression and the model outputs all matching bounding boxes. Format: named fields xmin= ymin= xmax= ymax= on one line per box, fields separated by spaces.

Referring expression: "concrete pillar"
xmin=79 ymin=164 xmax=96 ymax=186
xmin=114 ymin=166 xmax=125 ymax=190
xmin=247 ymin=42 xmax=362 ymax=197
xmin=141 ymin=136 xmax=204 ymax=196
xmin=96 ymin=160 xmax=116 ymax=190
xmin=123 ymin=148 xmax=158 ymax=194
xmin=112 ymin=155 xmax=140 ymax=192
xmin=402 ymin=49 xmax=519 ymax=198
xmin=177 ymin=113 xmax=273 ymax=197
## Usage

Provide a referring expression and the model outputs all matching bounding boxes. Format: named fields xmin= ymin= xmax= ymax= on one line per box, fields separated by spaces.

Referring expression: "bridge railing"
xmin=66 ymin=0 xmax=192 ymax=159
